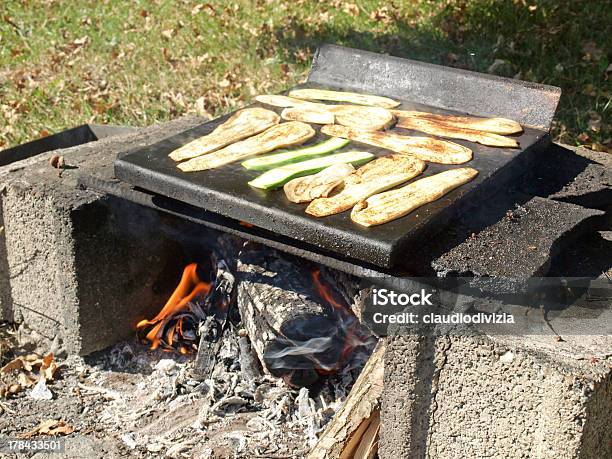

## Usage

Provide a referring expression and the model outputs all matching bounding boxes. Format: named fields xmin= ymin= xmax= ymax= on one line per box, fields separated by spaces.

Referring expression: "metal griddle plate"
xmin=115 ymin=45 xmax=560 ymax=269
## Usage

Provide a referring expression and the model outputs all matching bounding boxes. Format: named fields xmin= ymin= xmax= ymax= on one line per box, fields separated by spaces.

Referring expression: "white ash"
xmin=1 ymin=331 xmax=361 ymax=458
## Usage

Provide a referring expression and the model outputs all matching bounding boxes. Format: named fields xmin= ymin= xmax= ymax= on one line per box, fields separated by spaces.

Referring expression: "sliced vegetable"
xmin=396 ymin=116 xmax=519 ymax=148
xmin=248 ymin=151 xmax=374 ymax=190
xmin=391 ymin=110 xmax=523 ymax=135
xmin=284 ymin=163 xmax=356 ymax=203
xmin=169 ymin=108 xmax=280 ymax=161
xmin=288 ymin=89 xmax=400 ymax=108
xmin=351 ymin=168 xmax=479 ymax=226
xmin=305 ymin=155 xmax=426 ymax=217
xmin=242 ymin=137 xmax=349 ymax=171
xmin=178 ymin=121 xmax=315 ymax=172
xmin=281 ymin=106 xmax=335 ymax=125
xmin=321 ymin=125 xmax=473 ymax=165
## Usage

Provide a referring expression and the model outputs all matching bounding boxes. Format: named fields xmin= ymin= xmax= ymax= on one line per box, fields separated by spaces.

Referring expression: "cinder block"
xmin=0 ymin=116 xmax=207 ymax=354
xmin=381 ymin=334 xmax=611 ymax=458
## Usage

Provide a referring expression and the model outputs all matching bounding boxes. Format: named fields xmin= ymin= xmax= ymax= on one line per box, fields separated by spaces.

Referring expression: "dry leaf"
xmin=73 ymin=36 xmax=89 ymax=47
xmin=161 ymin=29 xmax=175 ymax=40
xmin=194 ymin=97 xmax=211 ymax=118
xmin=577 ymin=132 xmax=590 ymax=143
xmin=20 ymin=420 xmax=75 ymax=439
xmin=343 ymin=3 xmax=359 ymax=16
xmin=1 ymin=357 xmax=24 ymax=374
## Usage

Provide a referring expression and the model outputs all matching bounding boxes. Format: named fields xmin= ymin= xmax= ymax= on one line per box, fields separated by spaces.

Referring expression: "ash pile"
xmin=0 ymin=235 xmax=376 ymax=458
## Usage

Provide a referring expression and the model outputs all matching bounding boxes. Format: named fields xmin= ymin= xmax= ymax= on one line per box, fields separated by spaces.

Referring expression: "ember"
xmin=137 ymin=263 xmax=211 ymax=353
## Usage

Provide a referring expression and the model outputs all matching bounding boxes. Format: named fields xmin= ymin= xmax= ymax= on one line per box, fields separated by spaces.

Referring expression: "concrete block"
xmin=0 ymin=116 xmax=207 ymax=354
xmin=381 ymin=334 xmax=611 ymax=459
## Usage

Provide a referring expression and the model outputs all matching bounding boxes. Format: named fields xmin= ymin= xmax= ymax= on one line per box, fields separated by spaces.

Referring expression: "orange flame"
xmin=311 ymin=269 xmax=359 ymax=369
xmin=137 ymin=263 xmax=211 ymax=351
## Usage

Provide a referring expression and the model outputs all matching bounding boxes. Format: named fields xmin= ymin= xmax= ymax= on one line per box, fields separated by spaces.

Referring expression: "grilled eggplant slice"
xmin=280 ymin=104 xmax=395 ymax=131
xmin=332 ymin=105 xmax=395 ymax=131
xmin=257 ymin=94 xmax=396 ymax=131
xmin=248 ymin=151 xmax=374 ymax=190
xmin=351 ymin=168 xmax=479 ymax=227
xmin=396 ymin=116 xmax=519 ymax=148
xmin=281 ymin=106 xmax=335 ymax=125
xmin=177 ymin=121 xmax=315 ymax=172
xmin=305 ymin=155 xmax=426 ymax=217
xmin=288 ymin=89 xmax=400 ymax=108
xmin=392 ymin=110 xmax=522 ymax=135
xmin=242 ymin=137 xmax=349 ymax=171
xmin=284 ymin=163 xmax=356 ymax=203
xmin=169 ymin=107 xmax=280 ymax=161
xmin=321 ymin=125 xmax=472 ymax=164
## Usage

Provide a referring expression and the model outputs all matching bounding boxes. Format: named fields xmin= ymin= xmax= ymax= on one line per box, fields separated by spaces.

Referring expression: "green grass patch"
xmin=0 ymin=0 xmax=609 ymax=151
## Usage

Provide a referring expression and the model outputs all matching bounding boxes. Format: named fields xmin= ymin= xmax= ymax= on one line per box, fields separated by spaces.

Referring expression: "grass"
xmin=0 ymin=0 xmax=610 ymax=151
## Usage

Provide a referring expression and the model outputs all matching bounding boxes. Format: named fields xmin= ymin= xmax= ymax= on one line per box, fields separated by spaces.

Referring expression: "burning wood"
xmin=137 ymin=255 xmax=235 ymax=358
xmin=137 ymin=263 xmax=211 ymax=353
xmin=236 ymin=245 xmax=376 ymax=387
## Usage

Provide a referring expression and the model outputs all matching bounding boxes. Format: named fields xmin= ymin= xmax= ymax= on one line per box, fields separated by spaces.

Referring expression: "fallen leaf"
xmin=19 ymin=420 xmax=74 ymax=439
xmin=161 ymin=29 xmax=175 ymax=40
xmin=488 ymin=59 xmax=509 ymax=74
xmin=193 ymin=97 xmax=211 ymax=118
xmin=343 ymin=3 xmax=359 ymax=17
xmin=73 ymin=36 xmax=89 ymax=47
xmin=1 ymin=357 xmax=24 ymax=374
xmin=587 ymin=112 xmax=602 ymax=132
xmin=577 ymin=132 xmax=590 ymax=143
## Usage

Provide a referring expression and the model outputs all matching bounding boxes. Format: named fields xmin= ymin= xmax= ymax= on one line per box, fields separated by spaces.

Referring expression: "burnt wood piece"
xmin=307 ymin=340 xmax=385 ymax=459
xmin=236 ymin=245 xmax=338 ymax=387
xmin=238 ymin=329 xmax=263 ymax=383
xmin=192 ymin=253 xmax=237 ymax=380
xmin=236 ymin=244 xmax=374 ymax=387
xmin=192 ymin=316 xmax=224 ymax=379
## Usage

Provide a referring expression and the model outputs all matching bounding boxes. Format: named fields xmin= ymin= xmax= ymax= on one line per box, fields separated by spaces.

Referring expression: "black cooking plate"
xmin=115 ymin=84 xmax=548 ymax=269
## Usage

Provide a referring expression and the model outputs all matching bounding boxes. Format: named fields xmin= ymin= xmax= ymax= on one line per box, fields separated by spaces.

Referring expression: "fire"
xmin=311 ymin=269 xmax=366 ymax=371
xmin=137 ymin=263 xmax=211 ymax=352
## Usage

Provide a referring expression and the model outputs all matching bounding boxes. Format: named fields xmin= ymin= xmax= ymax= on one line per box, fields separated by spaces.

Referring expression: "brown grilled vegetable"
xmin=280 ymin=104 xmax=395 ymax=131
xmin=321 ymin=125 xmax=473 ymax=165
xmin=177 ymin=121 xmax=315 ymax=172
xmin=288 ymin=89 xmax=400 ymax=108
xmin=392 ymin=110 xmax=522 ymax=135
xmin=305 ymin=155 xmax=426 ymax=217
xmin=395 ymin=116 xmax=519 ymax=148
xmin=331 ymin=105 xmax=395 ymax=131
xmin=281 ymin=106 xmax=335 ymax=125
xmin=169 ymin=108 xmax=280 ymax=161
xmin=283 ymin=163 xmax=356 ymax=203
xmin=351 ymin=168 xmax=479 ymax=227
xmin=258 ymin=93 xmax=396 ymax=130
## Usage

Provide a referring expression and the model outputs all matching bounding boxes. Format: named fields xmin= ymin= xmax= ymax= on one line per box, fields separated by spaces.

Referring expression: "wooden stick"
xmin=307 ymin=340 xmax=385 ymax=459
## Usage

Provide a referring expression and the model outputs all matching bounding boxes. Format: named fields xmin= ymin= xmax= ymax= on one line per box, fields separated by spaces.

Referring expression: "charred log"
xmin=236 ymin=243 xmax=374 ymax=387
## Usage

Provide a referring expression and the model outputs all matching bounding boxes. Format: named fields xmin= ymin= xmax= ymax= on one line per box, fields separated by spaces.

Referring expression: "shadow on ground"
xmin=262 ymin=0 xmax=611 ymax=148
